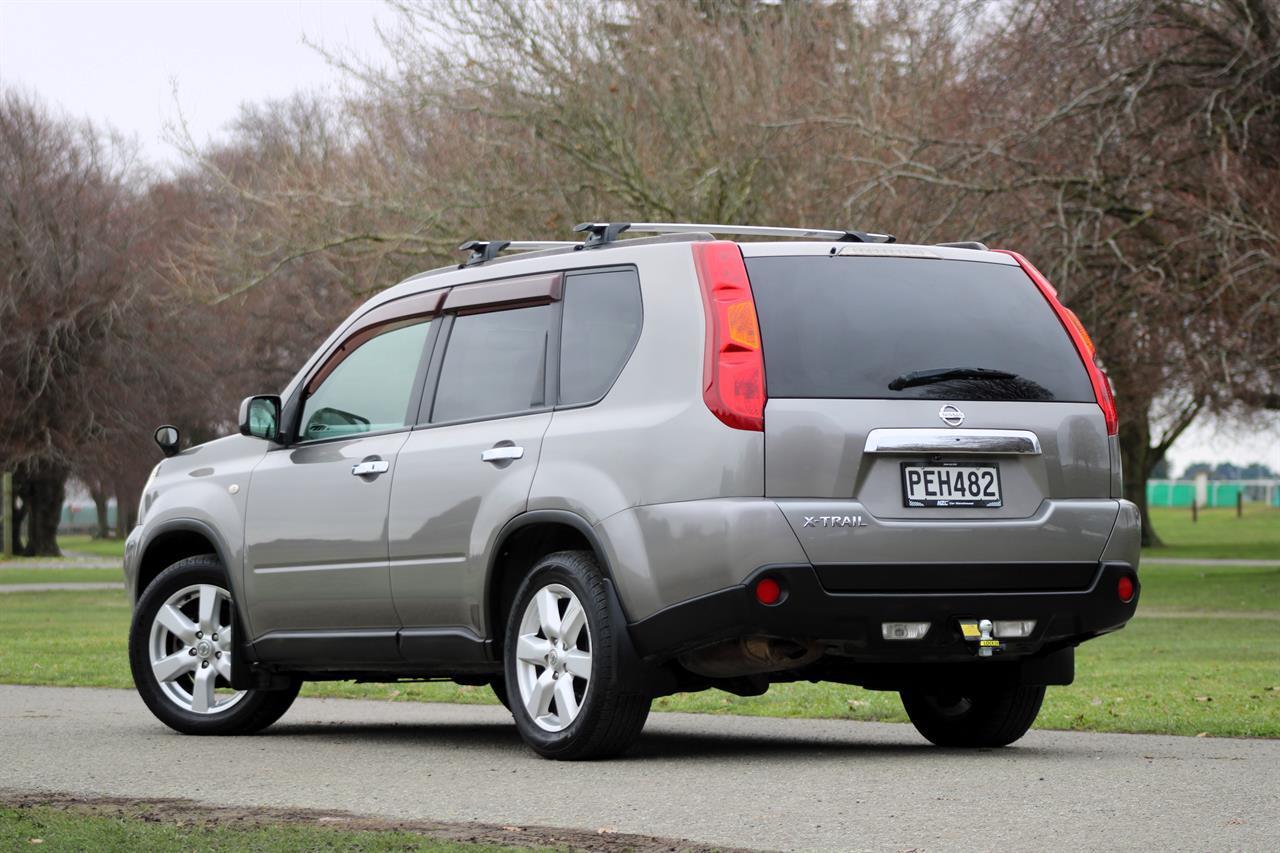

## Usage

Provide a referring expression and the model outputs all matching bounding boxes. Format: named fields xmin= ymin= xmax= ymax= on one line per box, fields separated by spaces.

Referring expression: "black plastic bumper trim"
xmin=628 ymin=562 xmax=1138 ymax=662
xmin=814 ymin=561 xmax=1098 ymax=593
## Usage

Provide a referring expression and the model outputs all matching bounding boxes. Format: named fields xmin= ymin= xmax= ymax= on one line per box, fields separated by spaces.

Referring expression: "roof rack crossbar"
xmin=935 ymin=241 xmax=989 ymax=251
xmin=622 ymin=222 xmax=896 ymax=244
xmin=573 ymin=222 xmax=632 ymax=248
xmin=458 ymin=239 xmax=578 ymax=267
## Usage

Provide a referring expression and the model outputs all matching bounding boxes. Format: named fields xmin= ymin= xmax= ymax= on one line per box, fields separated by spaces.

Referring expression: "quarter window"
xmin=558 ymin=269 xmax=642 ymax=405
xmin=299 ymin=320 xmax=431 ymax=440
xmin=432 ymin=305 xmax=551 ymax=423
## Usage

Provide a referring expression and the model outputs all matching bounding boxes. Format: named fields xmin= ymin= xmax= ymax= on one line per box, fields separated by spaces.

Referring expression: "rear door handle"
xmin=351 ymin=459 xmax=390 ymax=476
xmin=481 ymin=445 xmax=525 ymax=463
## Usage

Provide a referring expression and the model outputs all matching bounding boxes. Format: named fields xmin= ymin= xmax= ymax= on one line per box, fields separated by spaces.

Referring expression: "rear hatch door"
xmin=745 ymin=245 xmax=1115 ymax=566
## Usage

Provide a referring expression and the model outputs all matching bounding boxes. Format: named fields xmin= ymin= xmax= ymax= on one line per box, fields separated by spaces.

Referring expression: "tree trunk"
xmin=90 ymin=487 xmax=111 ymax=539
xmin=1117 ymin=406 xmax=1162 ymax=547
xmin=16 ymin=464 xmax=67 ymax=557
xmin=114 ymin=486 xmax=138 ymax=541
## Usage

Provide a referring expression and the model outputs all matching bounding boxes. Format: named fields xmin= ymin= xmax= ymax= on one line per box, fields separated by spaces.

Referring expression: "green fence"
xmin=1146 ymin=479 xmax=1280 ymax=508
xmin=59 ymin=500 xmax=117 ymax=532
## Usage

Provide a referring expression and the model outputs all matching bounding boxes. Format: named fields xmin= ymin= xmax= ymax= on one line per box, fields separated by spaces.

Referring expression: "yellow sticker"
xmin=960 ymin=622 xmax=980 ymax=638
xmin=979 ymin=639 xmax=1001 ymax=647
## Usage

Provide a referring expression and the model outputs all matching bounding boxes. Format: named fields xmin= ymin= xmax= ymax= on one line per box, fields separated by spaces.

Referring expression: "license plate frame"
xmin=900 ymin=462 xmax=1003 ymax=508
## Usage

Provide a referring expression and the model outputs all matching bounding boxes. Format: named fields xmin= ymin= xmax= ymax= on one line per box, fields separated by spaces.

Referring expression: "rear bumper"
xmin=628 ymin=561 xmax=1139 ymax=664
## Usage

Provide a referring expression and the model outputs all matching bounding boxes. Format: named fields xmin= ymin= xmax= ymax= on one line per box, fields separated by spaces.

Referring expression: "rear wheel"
xmin=504 ymin=550 xmax=650 ymax=760
xmin=129 ymin=555 xmax=300 ymax=735
xmin=900 ymin=683 xmax=1045 ymax=747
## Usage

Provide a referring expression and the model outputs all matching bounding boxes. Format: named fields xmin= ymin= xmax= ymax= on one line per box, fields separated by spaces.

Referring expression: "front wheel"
xmin=129 ymin=554 xmax=300 ymax=735
xmin=900 ymin=683 xmax=1045 ymax=748
xmin=504 ymin=550 xmax=650 ymax=760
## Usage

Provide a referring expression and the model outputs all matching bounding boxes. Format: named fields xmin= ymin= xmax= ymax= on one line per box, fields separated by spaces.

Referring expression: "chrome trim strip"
xmin=864 ymin=428 xmax=1042 ymax=455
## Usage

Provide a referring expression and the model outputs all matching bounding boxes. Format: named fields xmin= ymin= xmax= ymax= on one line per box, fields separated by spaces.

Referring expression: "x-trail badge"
xmin=939 ymin=404 xmax=965 ymax=427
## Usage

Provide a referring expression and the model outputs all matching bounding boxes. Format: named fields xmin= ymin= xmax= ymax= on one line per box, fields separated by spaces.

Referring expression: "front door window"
xmin=299 ymin=320 xmax=431 ymax=441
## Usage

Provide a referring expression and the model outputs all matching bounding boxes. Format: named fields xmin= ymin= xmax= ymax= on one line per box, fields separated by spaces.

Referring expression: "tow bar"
xmin=960 ymin=619 xmax=1003 ymax=657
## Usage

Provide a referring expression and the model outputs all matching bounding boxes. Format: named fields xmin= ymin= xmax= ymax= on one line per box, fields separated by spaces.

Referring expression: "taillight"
xmin=996 ymin=250 xmax=1119 ymax=435
xmin=691 ymin=241 xmax=766 ymax=431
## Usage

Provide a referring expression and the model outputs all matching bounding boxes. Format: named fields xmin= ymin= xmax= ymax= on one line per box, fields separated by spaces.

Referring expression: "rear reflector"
xmin=1117 ymin=575 xmax=1135 ymax=603
xmin=754 ymin=577 xmax=782 ymax=605
xmin=881 ymin=622 xmax=931 ymax=640
xmin=691 ymin=241 xmax=766 ymax=431
xmin=996 ymin=250 xmax=1119 ymax=436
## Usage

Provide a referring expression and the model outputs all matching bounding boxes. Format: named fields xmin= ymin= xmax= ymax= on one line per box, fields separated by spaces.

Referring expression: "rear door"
xmin=388 ymin=273 xmax=559 ymax=659
xmin=745 ymin=247 xmax=1116 ymax=566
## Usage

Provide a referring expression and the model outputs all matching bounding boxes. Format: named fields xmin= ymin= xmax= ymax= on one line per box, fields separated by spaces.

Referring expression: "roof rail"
xmin=935 ymin=241 xmax=989 ymax=251
xmin=622 ymin=222 xmax=896 ymax=244
xmin=458 ymin=239 xmax=578 ymax=267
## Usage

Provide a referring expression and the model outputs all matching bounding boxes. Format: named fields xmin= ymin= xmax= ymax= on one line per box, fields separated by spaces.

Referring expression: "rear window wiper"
xmin=888 ymin=367 xmax=1018 ymax=391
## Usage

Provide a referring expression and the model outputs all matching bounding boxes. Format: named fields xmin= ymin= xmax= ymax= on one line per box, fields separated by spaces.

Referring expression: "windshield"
xmin=746 ymin=256 xmax=1094 ymax=402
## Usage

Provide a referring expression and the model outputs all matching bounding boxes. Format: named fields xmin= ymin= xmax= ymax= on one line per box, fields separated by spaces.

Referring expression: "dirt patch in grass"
xmin=0 ymin=790 xmax=749 ymax=852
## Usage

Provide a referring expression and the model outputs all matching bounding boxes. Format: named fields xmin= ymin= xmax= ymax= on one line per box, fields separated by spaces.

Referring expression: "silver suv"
xmin=125 ymin=222 xmax=1140 ymax=759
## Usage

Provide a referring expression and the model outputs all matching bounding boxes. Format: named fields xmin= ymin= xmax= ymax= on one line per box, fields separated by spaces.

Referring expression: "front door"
xmin=243 ymin=316 xmax=435 ymax=661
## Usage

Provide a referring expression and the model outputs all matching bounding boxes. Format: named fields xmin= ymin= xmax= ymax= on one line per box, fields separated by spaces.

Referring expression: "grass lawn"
xmin=0 ymin=805 xmax=538 ymax=852
xmin=58 ymin=534 xmax=127 ymax=559
xmin=0 ymin=534 xmax=125 ymax=563
xmin=1144 ymin=504 xmax=1280 ymax=561
xmin=2 ymin=560 xmax=1277 ymax=738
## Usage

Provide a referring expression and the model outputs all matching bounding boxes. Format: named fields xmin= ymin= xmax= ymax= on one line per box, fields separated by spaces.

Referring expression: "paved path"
xmin=2 ymin=686 xmax=1276 ymax=851
xmin=1 ymin=557 xmax=120 ymax=570
xmin=0 ymin=582 xmax=124 ymax=594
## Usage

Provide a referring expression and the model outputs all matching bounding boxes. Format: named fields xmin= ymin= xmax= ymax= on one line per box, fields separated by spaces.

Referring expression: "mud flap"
xmin=603 ymin=578 xmax=678 ymax=698
xmin=228 ymin=609 xmax=294 ymax=691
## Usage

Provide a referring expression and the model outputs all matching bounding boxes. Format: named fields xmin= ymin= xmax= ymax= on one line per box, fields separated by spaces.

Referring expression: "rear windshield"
xmin=747 ymin=256 xmax=1094 ymax=402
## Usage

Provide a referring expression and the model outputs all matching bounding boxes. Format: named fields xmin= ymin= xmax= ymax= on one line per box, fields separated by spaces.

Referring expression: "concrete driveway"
xmin=2 ymin=685 xmax=1276 ymax=850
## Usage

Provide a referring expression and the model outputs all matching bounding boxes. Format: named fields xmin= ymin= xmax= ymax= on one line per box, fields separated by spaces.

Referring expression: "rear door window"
xmin=431 ymin=305 xmax=551 ymax=422
xmin=558 ymin=268 xmax=643 ymax=405
xmin=747 ymin=256 xmax=1094 ymax=402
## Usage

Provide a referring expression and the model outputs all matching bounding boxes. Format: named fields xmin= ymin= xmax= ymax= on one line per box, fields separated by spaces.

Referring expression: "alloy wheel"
xmin=514 ymin=583 xmax=592 ymax=732
xmin=147 ymin=583 xmax=244 ymax=715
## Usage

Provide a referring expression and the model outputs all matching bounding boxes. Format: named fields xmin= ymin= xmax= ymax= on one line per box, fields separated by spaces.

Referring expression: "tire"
xmin=129 ymin=554 xmax=300 ymax=735
xmin=900 ymin=683 xmax=1046 ymax=748
xmin=503 ymin=550 xmax=651 ymax=760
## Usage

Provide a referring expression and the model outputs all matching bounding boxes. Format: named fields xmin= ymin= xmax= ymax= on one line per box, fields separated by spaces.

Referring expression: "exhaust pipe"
xmin=680 ymin=636 xmax=822 ymax=679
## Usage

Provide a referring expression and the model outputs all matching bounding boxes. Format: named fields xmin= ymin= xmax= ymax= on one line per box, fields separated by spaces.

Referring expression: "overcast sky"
xmin=1 ymin=0 xmax=1275 ymax=474
xmin=0 ymin=0 xmax=394 ymax=166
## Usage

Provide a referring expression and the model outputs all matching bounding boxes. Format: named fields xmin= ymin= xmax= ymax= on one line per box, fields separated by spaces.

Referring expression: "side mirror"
xmin=154 ymin=425 xmax=181 ymax=457
xmin=239 ymin=395 xmax=282 ymax=442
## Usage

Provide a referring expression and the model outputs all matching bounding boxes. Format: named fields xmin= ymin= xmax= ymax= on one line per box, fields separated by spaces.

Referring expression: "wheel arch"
xmin=484 ymin=510 xmax=617 ymax=650
xmin=136 ymin=519 xmax=235 ymax=602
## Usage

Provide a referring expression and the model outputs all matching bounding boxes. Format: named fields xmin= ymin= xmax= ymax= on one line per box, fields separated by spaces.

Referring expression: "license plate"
xmin=901 ymin=463 xmax=1002 ymax=508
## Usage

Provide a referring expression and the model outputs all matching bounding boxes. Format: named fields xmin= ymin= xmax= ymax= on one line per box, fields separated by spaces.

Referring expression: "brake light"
xmin=691 ymin=241 xmax=766 ymax=431
xmin=995 ymin=250 xmax=1119 ymax=435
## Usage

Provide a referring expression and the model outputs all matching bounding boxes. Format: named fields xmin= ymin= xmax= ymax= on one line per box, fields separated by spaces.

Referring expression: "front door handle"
xmin=481 ymin=445 xmax=525 ymax=463
xmin=351 ymin=458 xmax=390 ymax=476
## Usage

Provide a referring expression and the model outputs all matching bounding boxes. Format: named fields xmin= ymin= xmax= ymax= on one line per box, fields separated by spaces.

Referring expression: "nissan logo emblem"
xmin=939 ymin=405 xmax=965 ymax=427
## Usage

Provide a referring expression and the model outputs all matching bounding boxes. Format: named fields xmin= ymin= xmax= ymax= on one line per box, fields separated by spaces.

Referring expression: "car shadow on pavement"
xmin=246 ymin=719 xmax=1050 ymax=761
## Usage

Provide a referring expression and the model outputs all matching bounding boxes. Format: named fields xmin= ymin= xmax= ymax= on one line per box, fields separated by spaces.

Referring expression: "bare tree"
xmin=0 ymin=90 xmax=147 ymax=554
xmin=155 ymin=0 xmax=1278 ymax=545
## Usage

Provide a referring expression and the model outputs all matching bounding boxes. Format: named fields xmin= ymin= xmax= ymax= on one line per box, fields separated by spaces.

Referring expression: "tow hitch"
xmin=960 ymin=619 xmax=1003 ymax=657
